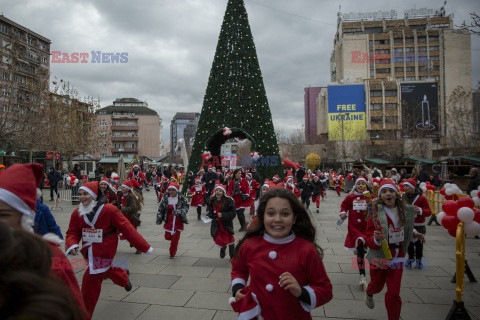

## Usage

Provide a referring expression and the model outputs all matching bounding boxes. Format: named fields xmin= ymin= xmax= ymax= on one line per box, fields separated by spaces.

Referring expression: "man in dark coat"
xmin=467 ymin=167 xmax=480 ymax=196
xmin=295 ymin=164 xmax=305 ymax=183
xmin=418 ymin=165 xmax=431 ymax=183
xmin=47 ymin=166 xmax=61 ymax=201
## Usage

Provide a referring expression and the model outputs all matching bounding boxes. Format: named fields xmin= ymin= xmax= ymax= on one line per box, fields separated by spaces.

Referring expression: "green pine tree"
xmin=185 ymin=0 xmax=282 ymax=190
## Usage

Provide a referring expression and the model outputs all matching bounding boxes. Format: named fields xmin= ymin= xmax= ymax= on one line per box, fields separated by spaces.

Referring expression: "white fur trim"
xmin=0 ymin=188 xmax=36 ymax=220
xmin=79 ymin=186 xmax=97 ymax=200
xmin=121 ymin=184 xmax=133 ymax=190
xmin=43 ymin=233 xmax=64 ymax=246
xmin=404 ymin=182 xmax=416 ymax=190
xmin=228 ymin=297 xmax=236 ymax=305
xmin=66 ymin=244 xmax=79 ymax=255
xmin=300 ymin=285 xmax=317 ymax=312
xmin=378 ymin=184 xmax=398 ymax=195
xmin=167 ymin=185 xmax=178 ymax=192
xmin=355 ymin=177 xmax=367 ymax=185
xmin=232 ymin=278 xmax=246 ymax=287
xmin=146 ymin=247 xmax=153 ymax=255
xmin=263 ymin=232 xmax=295 ymax=244
xmin=214 ymin=185 xmax=227 ymax=194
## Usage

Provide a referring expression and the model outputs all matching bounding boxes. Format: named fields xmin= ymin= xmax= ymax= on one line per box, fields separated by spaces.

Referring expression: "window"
xmin=0 ymin=24 xmax=8 ymax=34
xmin=99 ymin=120 xmax=107 ymax=126
xmin=113 ymin=132 xmax=121 ymax=137
xmin=371 ymin=116 xmax=383 ymax=122
xmin=98 ymin=111 xmax=106 ymax=115
xmin=405 ymin=66 xmax=415 ymax=72
xmin=430 ymin=56 xmax=440 ymax=61
xmin=376 ymin=49 xmax=390 ymax=54
xmin=370 ymin=90 xmax=382 ymax=97
xmin=432 ymin=23 xmax=449 ymax=29
xmin=99 ymin=131 xmax=107 ymax=137
xmin=417 ymin=37 xmax=426 ymax=42
xmin=344 ymin=28 xmax=362 ymax=35
xmin=2 ymin=72 xmax=9 ymax=80
xmin=406 ymin=76 xmax=415 ymax=81
xmin=100 ymin=153 xmax=107 ymax=158
xmin=405 ymin=47 xmax=415 ymax=52
xmin=428 ymin=36 xmax=439 ymax=42
xmin=42 ymin=56 xmax=48 ymax=64
xmin=418 ymin=65 xmax=427 ymax=72
xmin=365 ymin=27 xmax=383 ymax=34
xmin=405 ymin=38 xmax=414 ymax=43
xmin=418 ymin=46 xmax=427 ymax=52
xmin=373 ymin=39 xmax=390 ymax=45
xmin=419 ymin=76 xmax=428 ymax=80
xmin=370 ymin=103 xmax=382 ymax=110
xmin=2 ymin=88 xmax=11 ymax=96
xmin=429 ymin=46 xmax=439 ymax=51
xmin=376 ymin=68 xmax=390 ymax=74
xmin=395 ymin=67 xmax=404 ymax=72
xmin=432 ymin=65 xmax=440 ymax=71
xmin=394 ymin=38 xmax=403 ymax=43
xmin=370 ymin=69 xmax=375 ymax=77
xmin=385 ymin=103 xmax=397 ymax=109
xmin=396 ymin=77 xmax=404 ymax=81
xmin=385 ymin=116 xmax=397 ymax=122
xmin=369 ymin=40 xmax=373 ymax=48
xmin=411 ymin=25 xmax=426 ymax=31
xmin=38 ymin=42 xmax=45 ymax=50
xmin=394 ymin=48 xmax=403 ymax=53
xmin=2 ymin=56 xmax=12 ymax=64
xmin=27 ymin=37 xmax=34 ymax=45
xmin=385 ymin=90 xmax=397 ymax=97
xmin=114 ymin=143 xmax=121 ymax=148
xmin=127 ymin=143 xmax=136 ymax=148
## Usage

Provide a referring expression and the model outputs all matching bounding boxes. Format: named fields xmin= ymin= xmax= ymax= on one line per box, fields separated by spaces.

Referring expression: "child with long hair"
xmin=207 ymin=183 xmax=236 ymax=259
xmin=338 ymin=177 xmax=372 ymax=289
xmin=364 ymin=179 xmax=425 ymax=320
xmin=227 ymin=169 xmax=250 ymax=231
xmin=98 ymin=178 xmax=117 ymax=204
xmin=230 ymin=188 xmax=332 ymax=319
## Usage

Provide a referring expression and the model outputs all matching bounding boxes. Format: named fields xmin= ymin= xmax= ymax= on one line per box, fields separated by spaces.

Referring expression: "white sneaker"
xmin=365 ymin=292 xmax=375 ymax=309
xmin=359 ymin=276 xmax=368 ymax=289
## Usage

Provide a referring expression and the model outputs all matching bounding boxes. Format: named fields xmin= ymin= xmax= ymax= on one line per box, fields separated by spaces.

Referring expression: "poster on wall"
xmin=401 ymin=82 xmax=439 ymax=138
xmin=327 ymin=84 xmax=366 ymax=141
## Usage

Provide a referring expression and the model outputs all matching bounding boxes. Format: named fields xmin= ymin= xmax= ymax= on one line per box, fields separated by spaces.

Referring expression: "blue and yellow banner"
xmin=327 ymin=85 xmax=366 ymax=141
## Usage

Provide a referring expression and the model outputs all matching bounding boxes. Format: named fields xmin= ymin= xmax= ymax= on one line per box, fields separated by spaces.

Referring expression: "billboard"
xmin=401 ymin=82 xmax=439 ymax=138
xmin=327 ymin=85 xmax=366 ymax=141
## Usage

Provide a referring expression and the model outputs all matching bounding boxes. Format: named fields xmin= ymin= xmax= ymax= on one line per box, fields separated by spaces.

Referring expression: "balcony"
xmin=111 ymin=136 xmax=138 ymax=142
xmin=111 ymin=126 xmax=138 ymax=131
xmin=111 ymin=148 xmax=138 ymax=153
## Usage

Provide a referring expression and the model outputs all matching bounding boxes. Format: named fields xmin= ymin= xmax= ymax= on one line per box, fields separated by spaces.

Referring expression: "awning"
xmin=98 ymin=157 xmax=135 ymax=164
xmin=352 ymin=158 xmax=391 ymax=166
xmin=391 ymin=157 xmax=439 ymax=165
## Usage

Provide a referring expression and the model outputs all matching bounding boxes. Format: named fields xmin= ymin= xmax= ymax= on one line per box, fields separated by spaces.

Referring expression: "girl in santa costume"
xmin=338 ymin=177 xmax=372 ymax=289
xmin=0 ymin=163 xmax=89 ymax=319
xmin=364 ymin=179 xmax=425 ymax=320
xmin=98 ymin=178 xmax=117 ymax=204
xmin=246 ymin=180 xmax=272 ymax=231
xmin=227 ymin=169 xmax=251 ymax=232
xmin=65 ymin=181 xmax=153 ymax=318
xmin=311 ymin=175 xmax=323 ymax=213
xmin=401 ymin=178 xmax=431 ymax=269
xmin=245 ymin=172 xmax=260 ymax=215
xmin=190 ymin=177 xmax=206 ymax=220
xmin=207 ymin=183 xmax=236 ymax=259
xmin=230 ymin=188 xmax=333 ymax=320
xmin=334 ymin=176 xmax=342 ymax=196
xmin=156 ymin=182 xmax=189 ymax=258
xmin=284 ymin=172 xmax=301 ymax=198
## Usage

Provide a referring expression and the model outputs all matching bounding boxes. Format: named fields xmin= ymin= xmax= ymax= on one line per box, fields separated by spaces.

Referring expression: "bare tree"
xmin=459 ymin=12 xmax=480 ymax=36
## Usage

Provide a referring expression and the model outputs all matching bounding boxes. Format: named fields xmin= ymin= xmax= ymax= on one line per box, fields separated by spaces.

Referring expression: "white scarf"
xmin=78 ymin=201 xmax=97 ymax=217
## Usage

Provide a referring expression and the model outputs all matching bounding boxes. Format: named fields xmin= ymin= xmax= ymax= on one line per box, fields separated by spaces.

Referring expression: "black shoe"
xmin=49 ymin=198 xmax=54 ymax=201
xmin=169 ymin=255 xmax=175 ymax=259
xmin=238 ymin=227 xmax=246 ymax=232
xmin=135 ymin=250 xmax=142 ymax=254
xmin=220 ymin=247 xmax=226 ymax=259
xmin=125 ymin=280 xmax=132 ymax=291
xmin=126 ymin=269 xmax=130 ymax=275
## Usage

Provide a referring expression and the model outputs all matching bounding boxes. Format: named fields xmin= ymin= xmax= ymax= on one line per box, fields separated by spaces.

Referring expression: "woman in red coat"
xmin=227 ymin=169 xmax=250 ymax=231
xmin=65 ymin=181 xmax=152 ymax=318
xmin=98 ymin=178 xmax=117 ymax=203
xmin=230 ymin=188 xmax=332 ymax=320
xmin=338 ymin=177 xmax=371 ymax=289
xmin=190 ymin=177 xmax=206 ymax=220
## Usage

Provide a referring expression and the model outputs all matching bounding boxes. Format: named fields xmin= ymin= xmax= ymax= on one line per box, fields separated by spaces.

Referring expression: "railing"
xmin=455 ymin=222 xmax=466 ymax=303
xmin=425 ymin=190 xmax=470 ymax=216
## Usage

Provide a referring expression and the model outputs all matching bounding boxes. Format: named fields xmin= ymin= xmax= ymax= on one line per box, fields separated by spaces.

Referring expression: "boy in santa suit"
xmin=156 ymin=182 xmax=189 ymax=258
xmin=338 ymin=177 xmax=371 ymax=289
xmin=245 ymin=172 xmax=260 ymax=215
xmin=364 ymin=179 xmax=425 ymax=320
xmin=127 ymin=164 xmax=146 ymax=193
xmin=401 ymin=178 xmax=431 ymax=269
xmin=230 ymin=188 xmax=332 ymax=319
xmin=311 ymin=175 xmax=323 ymax=213
xmin=190 ymin=177 xmax=206 ymax=220
xmin=65 ymin=181 xmax=153 ymax=317
xmin=227 ymin=169 xmax=251 ymax=232
xmin=0 ymin=163 xmax=89 ymax=319
xmin=334 ymin=177 xmax=342 ymax=196
xmin=298 ymin=174 xmax=314 ymax=209
xmin=284 ymin=173 xmax=301 ymax=198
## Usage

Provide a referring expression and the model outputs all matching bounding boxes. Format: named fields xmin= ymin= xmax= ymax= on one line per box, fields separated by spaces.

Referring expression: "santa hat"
xmin=403 ymin=178 xmax=417 ymax=190
xmin=0 ymin=163 xmax=43 ymax=224
xmin=262 ymin=179 xmax=271 ymax=189
xmin=121 ymin=180 xmax=134 ymax=190
xmin=167 ymin=182 xmax=180 ymax=192
xmin=99 ymin=178 xmax=110 ymax=186
xmin=313 ymin=175 xmax=319 ymax=180
xmin=252 ymin=167 xmax=256 ymax=172
xmin=229 ymin=287 xmax=261 ymax=319
xmin=208 ymin=165 xmax=213 ymax=171
xmin=286 ymin=171 xmax=293 ymax=178
xmin=216 ymin=169 xmax=222 ymax=173
xmin=303 ymin=174 xmax=308 ymax=180
xmin=199 ymin=168 xmax=205 ymax=172
xmin=272 ymin=175 xmax=279 ymax=181
xmin=214 ymin=183 xmax=227 ymax=194
xmin=133 ymin=164 xmax=140 ymax=169
xmin=79 ymin=181 xmax=99 ymax=200
xmin=355 ymin=177 xmax=367 ymax=185
xmin=226 ymin=172 xmax=232 ymax=177
xmin=378 ymin=178 xmax=398 ymax=194
xmin=246 ymin=172 xmax=252 ymax=179
xmin=195 ymin=176 xmax=201 ymax=182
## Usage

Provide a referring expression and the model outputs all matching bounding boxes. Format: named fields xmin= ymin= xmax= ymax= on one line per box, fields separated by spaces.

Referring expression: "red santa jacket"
xmin=284 ymin=179 xmax=301 ymax=198
xmin=65 ymin=203 xmax=152 ymax=275
xmin=127 ymin=170 xmax=146 ymax=184
xmin=247 ymin=179 xmax=260 ymax=199
xmin=340 ymin=192 xmax=370 ymax=250
xmin=190 ymin=184 xmax=206 ymax=207
xmin=409 ymin=194 xmax=432 ymax=226
xmin=231 ymin=234 xmax=332 ymax=319
xmin=227 ymin=178 xmax=250 ymax=209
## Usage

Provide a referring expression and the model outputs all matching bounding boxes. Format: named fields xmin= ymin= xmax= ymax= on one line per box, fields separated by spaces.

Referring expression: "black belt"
xmin=103 ymin=229 xmax=117 ymax=238
xmin=389 ymin=243 xmax=401 ymax=249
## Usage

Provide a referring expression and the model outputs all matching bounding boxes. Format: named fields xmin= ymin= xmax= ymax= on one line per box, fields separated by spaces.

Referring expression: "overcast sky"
xmin=2 ymin=0 xmax=479 ymax=143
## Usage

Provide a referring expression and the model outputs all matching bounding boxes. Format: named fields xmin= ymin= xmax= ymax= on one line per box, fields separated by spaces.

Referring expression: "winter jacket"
xmin=113 ymin=191 xmax=142 ymax=226
xmin=34 ymin=199 xmax=63 ymax=239
xmin=467 ymin=174 xmax=480 ymax=196
xmin=202 ymin=172 xmax=218 ymax=191
xmin=156 ymin=193 xmax=189 ymax=224
xmin=207 ymin=196 xmax=236 ymax=237
xmin=297 ymin=181 xmax=314 ymax=199
xmin=47 ymin=169 xmax=61 ymax=187
xmin=311 ymin=180 xmax=324 ymax=197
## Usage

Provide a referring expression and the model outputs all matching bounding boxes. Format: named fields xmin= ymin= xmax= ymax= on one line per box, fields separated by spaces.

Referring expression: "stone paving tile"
xmin=135 ymin=305 xmax=216 ymax=320
xmin=324 ymin=298 xmax=388 ymax=319
xmin=98 ymin=283 xmax=135 ymax=301
xmin=160 ymin=265 xmax=214 ymax=277
xmin=208 ymin=267 xmax=231 ymax=279
xmin=91 ymin=301 xmax=148 ymax=320
xmin=193 ymin=257 xmax=232 ymax=268
xmin=148 ymin=255 xmax=199 ymax=266
xmin=123 ymin=287 xmax=195 ymax=306
xmin=211 ymin=310 xmax=239 ymax=320
xmin=170 ymin=276 xmax=231 ymax=292
xmin=413 ymin=288 xmax=480 ymax=305
xmin=184 ymin=291 xmax=233 ymax=311
xmin=128 ymin=273 xmax=179 ymax=289
xmin=124 ymin=263 xmax=167 ymax=275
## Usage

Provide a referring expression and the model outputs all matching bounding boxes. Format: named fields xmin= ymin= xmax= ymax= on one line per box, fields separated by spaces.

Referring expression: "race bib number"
xmin=389 ymin=226 xmax=404 ymax=244
xmin=353 ymin=200 xmax=367 ymax=211
xmin=82 ymin=228 xmax=103 ymax=243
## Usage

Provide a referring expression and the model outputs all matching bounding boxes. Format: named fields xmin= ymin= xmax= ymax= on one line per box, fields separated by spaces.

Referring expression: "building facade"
xmin=304 ymin=87 xmax=323 ymax=144
xmin=170 ymin=112 xmax=200 ymax=158
xmin=316 ymin=8 xmax=473 ymax=160
xmin=95 ymin=98 xmax=162 ymax=158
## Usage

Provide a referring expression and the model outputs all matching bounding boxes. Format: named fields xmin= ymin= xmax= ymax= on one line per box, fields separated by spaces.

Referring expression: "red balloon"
xmin=473 ymin=209 xmax=480 ymax=224
xmin=447 ymin=227 xmax=457 ymax=237
xmin=440 ymin=188 xmax=446 ymax=196
xmin=442 ymin=200 xmax=459 ymax=216
xmin=442 ymin=215 xmax=460 ymax=230
xmin=457 ymin=197 xmax=475 ymax=209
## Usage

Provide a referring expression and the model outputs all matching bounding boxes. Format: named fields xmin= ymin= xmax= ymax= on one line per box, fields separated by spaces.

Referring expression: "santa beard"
xmin=78 ymin=201 xmax=97 ymax=217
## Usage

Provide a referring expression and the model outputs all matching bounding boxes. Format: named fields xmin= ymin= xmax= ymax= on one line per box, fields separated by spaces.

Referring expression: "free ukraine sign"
xmin=327 ymin=84 xmax=366 ymax=141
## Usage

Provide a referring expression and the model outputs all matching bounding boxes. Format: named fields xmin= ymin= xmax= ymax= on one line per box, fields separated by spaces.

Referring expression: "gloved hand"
xmin=241 ymin=193 xmax=250 ymax=201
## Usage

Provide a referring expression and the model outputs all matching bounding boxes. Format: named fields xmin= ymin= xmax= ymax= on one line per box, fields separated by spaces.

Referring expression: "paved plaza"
xmin=48 ymin=188 xmax=480 ymax=320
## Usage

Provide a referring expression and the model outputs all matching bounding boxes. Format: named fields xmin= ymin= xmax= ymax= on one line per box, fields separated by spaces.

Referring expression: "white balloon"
xmin=421 ymin=186 xmax=427 ymax=193
xmin=455 ymin=187 xmax=462 ymax=194
xmin=457 ymin=207 xmax=475 ymax=223
xmin=66 ymin=176 xmax=71 ymax=182
xmin=420 ymin=182 xmax=426 ymax=188
xmin=474 ymin=197 xmax=480 ymax=207
xmin=444 ymin=183 xmax=451 ymax=188
xmin=463 ymin=221 xmax=480 ymax=237
xmin=445 ymin=188 xmax=454 ymax=196
xmin=437 ymin=211 xmax=446 ymax=225
xmin=470 ymin=190 xmax=478 ymax=198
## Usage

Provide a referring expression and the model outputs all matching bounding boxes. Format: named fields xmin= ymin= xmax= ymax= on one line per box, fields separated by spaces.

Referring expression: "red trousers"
xmin=82 ymin=267 xmax=129 ymax=317
xmin=312 ymin=195 xmax=320 ymax=208
xmin=335 ymin=186 xmax=341 ymax=196
xmin=366 ymin=266 xmax=403 ymax=320
xmin=165 ymin=231 xmax=181 ymax=257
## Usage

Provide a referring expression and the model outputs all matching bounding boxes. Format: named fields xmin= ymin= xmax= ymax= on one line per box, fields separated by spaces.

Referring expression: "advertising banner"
xmin=401 ymin=82 xmax=439 ymax=138
xmin=327 ymin=85 xmax=366 ymax=141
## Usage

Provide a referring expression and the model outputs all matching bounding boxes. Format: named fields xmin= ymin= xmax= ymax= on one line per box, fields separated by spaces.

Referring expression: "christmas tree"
xmin=185 ymin=0 xmax=282 ymax=189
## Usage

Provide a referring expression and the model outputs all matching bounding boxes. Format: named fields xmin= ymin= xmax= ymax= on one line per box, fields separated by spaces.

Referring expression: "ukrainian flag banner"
xmin=327 ymin=85 xmax=366 ymax=141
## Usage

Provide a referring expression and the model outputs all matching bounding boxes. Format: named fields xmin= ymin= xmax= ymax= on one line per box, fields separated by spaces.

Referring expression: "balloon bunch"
xmin=111 ymin=172 xmax=120 ymax=181
xmin=469 ymin=186 xmax=480 ymax=207
xmin=202 ymin=151 xmax=212 ymax=161
xmin=419 ymin=181 xmax=436 ymax=194
xmin=372 ymin=178 xmax=380 ymax=188
xmin=437 ymin=197 xmax=480 ymax=237
xmin=439 ymin=183 xmax=462 ymax=200
xmin=251 ymin=151 xmax=260 ymax=162
xmin=222 ymin=127 xmax=232 ymax=137
xmin=66 ymin=174 xmax=79 ymax=186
